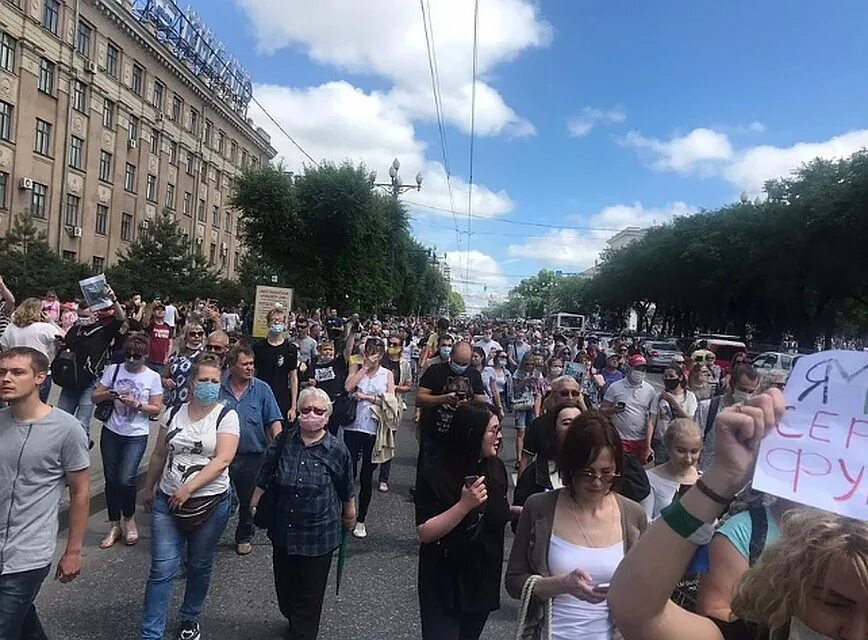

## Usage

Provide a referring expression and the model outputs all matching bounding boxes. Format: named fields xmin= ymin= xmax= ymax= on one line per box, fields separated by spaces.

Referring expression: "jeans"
xmin=377 ymin=459 xmax=392 ymax=483
xmin=57 ymin=379 xmax=99 ymax=438
xmin=141 ymin=490 xmax=230 ymax=639
xmin=100 ymin=427 xmax=149 ymax=522
xmin=343 ymin=430 xmax=376 ymax=523
xmin=229 ymin=452 xmax=265 ymax=544
xmin=0 ymin=565 xmax=50 ymax=640
xmin=272 ymin=548 xmax=333 ymax=640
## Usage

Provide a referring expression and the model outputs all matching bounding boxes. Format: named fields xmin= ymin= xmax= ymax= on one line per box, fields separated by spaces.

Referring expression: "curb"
xmin=57 ymin=469 xmax=149 ymax=531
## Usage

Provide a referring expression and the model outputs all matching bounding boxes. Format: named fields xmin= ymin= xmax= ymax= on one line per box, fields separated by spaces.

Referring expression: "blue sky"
xmin=187 ymin=0 xmax=868 ymax=310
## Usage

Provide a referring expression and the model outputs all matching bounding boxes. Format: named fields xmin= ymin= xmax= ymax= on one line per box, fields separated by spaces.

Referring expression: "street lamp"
xmin=372 ymin=158 xmax=423 ymax=200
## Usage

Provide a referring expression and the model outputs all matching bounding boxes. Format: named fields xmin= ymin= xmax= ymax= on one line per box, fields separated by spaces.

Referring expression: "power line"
xmin=466 ymin=0 xmax=480 ymax=292
xmin=411 ymin=217 xmax=622 ymax=237
xmin=249 ymin=93 xmax=320 ymax=167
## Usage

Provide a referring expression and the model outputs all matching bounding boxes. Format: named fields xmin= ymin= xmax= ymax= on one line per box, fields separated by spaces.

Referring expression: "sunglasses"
xmin=299 ymin=406 xmax=327 ymax=416
xmin=388 ymin=342 xmax=401 ymax=348
xmin=557 ymin=389 xmax=582 ymax=397
xmin=207 ymin=344 xmax=227 ymax=352
xmin=187 ymin=331 xmax=204 ymax=337
xmin=579 ymin=470 xmax=621 ymax=483
xmin=126 ymin=353 xmax=144 ymax=361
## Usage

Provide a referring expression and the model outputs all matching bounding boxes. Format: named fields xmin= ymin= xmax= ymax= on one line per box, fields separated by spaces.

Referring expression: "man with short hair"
xmin=294 ymin=318 xmax=318 ymax=367
xmin=0 ymin=347 xmax=90 ymax=637
xmin=508 ymin=329 xmax=531 ymax=372
xmin=696 ymin=363 xmax=759 ymax=473
xmin=420 ymin=317 xmax=450 ymax=366
xmin=220 ymin=345 xmax=283 ymax=556
xmin=205 ymin=329 xmax=230 ymax=366
xmin=473 ymin=328 xmax=502 ymax=365
xmin=253 ymin=309 xmax=299 ymax=422
xmin=418 ymin=333 xmax=454 ymax=378
xmin=162 ymin=297 xmax=177 ymax=330
xmin=601 ymin=354 xmax=657 ymax=463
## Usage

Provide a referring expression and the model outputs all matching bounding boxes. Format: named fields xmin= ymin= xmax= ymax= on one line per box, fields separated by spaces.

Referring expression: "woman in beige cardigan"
xmin=506 ymin=411 xmax=648 ymax=639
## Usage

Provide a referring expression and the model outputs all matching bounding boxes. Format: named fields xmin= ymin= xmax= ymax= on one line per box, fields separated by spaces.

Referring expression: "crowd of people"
xmin=0 ymin=277 xmax=865 ymax=640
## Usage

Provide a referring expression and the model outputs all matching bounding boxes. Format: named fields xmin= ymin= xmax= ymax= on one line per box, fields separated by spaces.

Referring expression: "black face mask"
xmin=663 ymin=378 xmax=680 ymax=391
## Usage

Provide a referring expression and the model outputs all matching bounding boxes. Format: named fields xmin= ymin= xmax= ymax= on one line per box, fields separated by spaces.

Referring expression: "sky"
xmin=186 ymin=0 xmax=868 ymax=312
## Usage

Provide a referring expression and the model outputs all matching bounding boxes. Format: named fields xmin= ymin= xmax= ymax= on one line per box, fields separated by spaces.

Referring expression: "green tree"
xmin=447 ymin=290 xmax=466 ymax=316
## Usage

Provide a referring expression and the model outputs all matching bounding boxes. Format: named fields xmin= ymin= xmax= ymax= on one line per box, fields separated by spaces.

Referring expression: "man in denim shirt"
xmin=220 ymin=345 xmax=283 ymax=556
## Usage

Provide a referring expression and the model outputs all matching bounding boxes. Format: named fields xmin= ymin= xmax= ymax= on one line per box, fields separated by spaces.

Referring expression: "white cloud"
xmin=507 ymin=202 xmax=696 ymax=270
xmin=621 ymin=128 xmax=734 ymax=173
xmin=567 ymin=106 xmax=626 ymax=137
xmin=236 ymin=0 xmax=551 ymax=137
xmin=735 ymin=121 xmax=766 ymax=134
xmin=443 ymin=250 xmax=509 ymax=313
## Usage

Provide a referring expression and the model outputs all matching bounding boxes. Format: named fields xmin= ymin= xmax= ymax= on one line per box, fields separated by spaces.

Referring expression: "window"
xmin=182 ymin=192 xmax=192 ymax=216
xmin=124 ymin=163 xmax=136 ymax=192
xmin=217 ymin=130 xmax=225 ymax=154
xmin=197 ymin=198 xmax=205 ymax=222
xmin=214 ymin=169 xmax=222 ymax=191
xmin=31 ymin=182 xmax=47 ymax=218
xmin=102 ymin=99 xmax=115 ymax=128
xmin=146 ymin=174 xmax=157 ymax=201
xmin=91 ymin=256 xmax=104 ymax=273
xmin=128 ymin=115 xmax=139 ymax=141
xmin=186 ymin=151 xmax=196 ymax=175
xmin=62 ymin=250 xmax=76 ymax=261
xmin=209 ymin=242 xmax=216 ymax=265
xmin=106 ymin=42 xmax=119 ymax=78
xmin=0 ymin=171 xmax=7 ymax=209
xmin=224 ymin=211 xmax=232 ymax=233
xmin=212 ymin=205 xmax=220 ymax=228
xmin=0 ymin=101 xmax=12 ymax=141
xmin=68 ymin=135 xmax=84 ymax=170
xmin=131 ymin=63 xmax=143 ymax=95
xmin=150 ymin=129 xmax=160 ymax=155
xmin=42 ymin=0 xmax=59 ymax=34
xmin=241 ymin=149 xmax=249 ymax=169
xmin=37 ymin=58 xmax=55 ymax=94
xmin=120 ymin=212 xmax=132 ymax=241
xmin=230 ymin=140 xmax=238 ymax=163
xmin=152 ymin=81 xmax=164 ymax=110
xmin=64 ymin=194 xmax=80 ymax=226
xmin=169 ymin=140 xmax=178 ymax=165
xmin=71 ymin=80 xmax=87 ymax=112
xmin=99 ymin=150 xmax=112 ymax=182
xmin=76 ymin=21 xmax=92 ymax=57
xmin=171 ymin=95 xmax=182 ymax=122
xmin=188 ymin=107 xmax=199 ymax=134
xmin=204 ymin=120 xmax=212 ymax=146
xmin=34 ymin=119 xmax=52 ymax=156
xmin=95 ymin=204 xmax=108 ymax=235
xmin=0 ymin=33 xmax=16 ymax=72
xmin=165 ymin=183 xmax=175 ymax=210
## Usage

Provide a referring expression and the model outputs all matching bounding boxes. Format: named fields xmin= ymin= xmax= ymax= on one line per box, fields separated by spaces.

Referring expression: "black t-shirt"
xmin=381 ymin=357 xmax=401 ymax=383
xmin=418 ymin=362 xmax=486 ymax=441
xmin=253 ymin=339 xmax=298 ymax=415
xmin=301 ymin=355 xmax=348 ymax=402
xmin=63 ymin=318 xmax=123 ymax=384
xmin=713 ymin=619 xmax=769 ymax=640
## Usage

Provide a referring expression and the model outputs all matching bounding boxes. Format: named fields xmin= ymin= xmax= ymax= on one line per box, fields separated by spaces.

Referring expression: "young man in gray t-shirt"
xmin=0 ymin=346 xmax=90 ymax=638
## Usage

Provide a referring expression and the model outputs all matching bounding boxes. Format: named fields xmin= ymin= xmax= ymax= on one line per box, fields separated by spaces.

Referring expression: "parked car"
xmin=689 ymin=338 xmax=747 ymax=374
xmin=642 ymin=340 xmax=682 ymax=371
xmin=753 ymin=351 xmax=800 ymax=372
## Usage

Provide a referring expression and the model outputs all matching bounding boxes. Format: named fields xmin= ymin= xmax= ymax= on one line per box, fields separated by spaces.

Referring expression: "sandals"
xmin=122 ymin=518 xmax=139 ymax=546
xmin=99 ymin=525 xmax=122 ymax=549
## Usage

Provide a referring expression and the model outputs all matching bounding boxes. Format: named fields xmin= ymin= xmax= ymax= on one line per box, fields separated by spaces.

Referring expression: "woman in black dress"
xmin=414 ymin=401 xmax=511 ymax=640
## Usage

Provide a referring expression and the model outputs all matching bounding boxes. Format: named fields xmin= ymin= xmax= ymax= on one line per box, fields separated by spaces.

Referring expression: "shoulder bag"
xmin=94 ymin=364 xmax=121 ymax=422
xmin=514 ymin=574 xmax=551 ymax=640
xmin=253 ymin=429 xmax=289 ymax=530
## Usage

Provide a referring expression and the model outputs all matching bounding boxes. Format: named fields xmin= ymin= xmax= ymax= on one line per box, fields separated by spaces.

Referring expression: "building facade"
xmin=0 ymin=0 xmax=275 ymax=277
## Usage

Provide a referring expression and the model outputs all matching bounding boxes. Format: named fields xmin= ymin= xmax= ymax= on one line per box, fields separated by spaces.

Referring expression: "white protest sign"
xmin=752 ymin=350 xmax=868 ymax=520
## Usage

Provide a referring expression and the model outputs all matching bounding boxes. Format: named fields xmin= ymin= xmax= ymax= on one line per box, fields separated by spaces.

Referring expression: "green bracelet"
xmin=661 ymin=500 xmax=715 ymax=545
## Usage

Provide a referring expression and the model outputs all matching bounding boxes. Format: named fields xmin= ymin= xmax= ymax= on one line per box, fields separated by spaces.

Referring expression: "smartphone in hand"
xmin=463 ymin=475 xmax=479 ymax=488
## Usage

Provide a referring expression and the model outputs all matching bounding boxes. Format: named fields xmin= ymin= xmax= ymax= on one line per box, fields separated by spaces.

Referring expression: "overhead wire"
xmin=248 ymin=93 xmax=320 ymax=167
xmin=465 ymin=0 xmax=480 ymax=294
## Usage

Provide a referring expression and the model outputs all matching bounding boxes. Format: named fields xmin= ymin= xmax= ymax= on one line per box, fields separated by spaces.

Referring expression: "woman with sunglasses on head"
xmin=506 ymin=410 xmax=648 ymax=640
xmin=91 ymin=333 xmax=164 ymax=549
xmin=343 ymin=336 xmax=395 ymax=538
xmin=415 ymin=401 xmax=511 ymax=640
xmin=376 ymin=333 xmax=413 ymax=493
xmin=251 ymin=387 xmax=355 ymax=640
xmin=139 ymin=354 xmax=239 ymax=640
xmin=162 ymin=322 xmax=206 ymax=408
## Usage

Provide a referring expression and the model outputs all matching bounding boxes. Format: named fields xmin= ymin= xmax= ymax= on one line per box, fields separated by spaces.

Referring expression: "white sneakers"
xmin=352 ymin=522 xmax=367 ymax=538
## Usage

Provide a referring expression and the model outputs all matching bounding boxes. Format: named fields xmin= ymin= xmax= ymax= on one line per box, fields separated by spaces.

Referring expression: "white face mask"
xmin=788 ymin=617 xmax=834 ymax=640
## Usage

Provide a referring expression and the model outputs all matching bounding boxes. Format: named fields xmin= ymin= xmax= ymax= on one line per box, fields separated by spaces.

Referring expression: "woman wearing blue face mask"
xmin=139 ymin=354 xmax=240 ymax=640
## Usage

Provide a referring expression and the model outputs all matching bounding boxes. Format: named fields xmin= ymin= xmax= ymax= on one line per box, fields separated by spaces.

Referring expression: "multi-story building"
xmin=0 ymin=0 xmax=275 ymax=277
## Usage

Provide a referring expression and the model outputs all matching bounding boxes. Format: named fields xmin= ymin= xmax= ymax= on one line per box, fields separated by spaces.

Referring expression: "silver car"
xmin=643 ymin=340 xmax=682 ymax=371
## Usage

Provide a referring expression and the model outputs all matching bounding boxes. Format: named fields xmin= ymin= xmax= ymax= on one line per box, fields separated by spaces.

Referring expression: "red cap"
xmin=628 ymin=354 xmax=647 ymax=367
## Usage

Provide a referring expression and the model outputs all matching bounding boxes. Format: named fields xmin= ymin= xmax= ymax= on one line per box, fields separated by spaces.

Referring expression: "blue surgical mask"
xmin=193 ymin=381 xmax=220 ymax=405
xmin=268 ymin=323 xmax=285 ymax=335
xmin=439 ymin=346 xmax=452 ymax=359
xmin=450 ymin=361 xmax=468 ymax=375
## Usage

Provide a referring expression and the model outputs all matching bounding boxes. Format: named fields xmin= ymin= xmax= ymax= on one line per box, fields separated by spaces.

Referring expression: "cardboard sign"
xmin=252 ymin=285 xmax=293 ymax=338
xmin=752 ymin=350 xmax=868 ymax=520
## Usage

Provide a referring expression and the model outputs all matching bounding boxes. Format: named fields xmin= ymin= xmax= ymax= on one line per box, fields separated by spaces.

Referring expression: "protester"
xmin=140 ymin=354 xmax=240 ymax=640
xmin=219 ymin=345 xmax=283 ymax=556
xmin=0 ymin=297 xmax=64 ymax=402
xmin=511 ymin=357 xmax=540 ymax=467
xmin=473 ymin=327 xmax=502 ymax=365
xmin=41 ymin=290 xmax=60 ymax=323
xmin=0 ymin=275 xmax=15 ymax=342
xmin=597 ymin=352 xmax=625 ymax=398
xmin=608 ymin=389 xmax=868 ymax=640
xmin=0 ymin=347 xmax=89 ymax=638
xmin=91 ymin=333 xmax=164 ymax=549
xmin=162 ymin=296 xmax=178 ymax=330
xmin=251 ymin=387 xmax=355 ymax=640
xmin=507 ymin=328 xmax=532 ymax=372
xmin=60 ymin=301 xmax=78 ymax=331
xmin=415 ymin=401 xmax=510 ymax=640
xmin=487 ymin=349 xmax=512 ymax=420
xmin=143 ymin=301 xmax=173 ymax=374
xmin=377 ymin=333 xmax=413 ymax=492
xmin=56 ymin=289 xmax=125 ymax=442
xmin=653 ymin=365 xmax=698 ymax=463
xmin=253 ymin=308 xmax=299 ymax=421
xmin=642 ymin=418 xmax=702 ymax=521
xmin=294 ymin=317 xmax=318 ymax=366
xmin=688 ymin=361 xmax=714 ymax=402
xmin=204 ymin=330 xmax=230 ymax=366
xmin=506 ymin=410 xmax=648 ymax=639
xmin=301 ymin=330 xmax=355 ymax=436
xmin=163 ymin=322 xmax=206 ymax=408
xmin=600 ymin=354 xmax=657 ymax=463
xmin=343 ymin=337 xmax=396 ymax=538
xmin=519 ymin=375 xmax=585 ymax=473
xmin=420 ymin=317 xmax=451 ymax=366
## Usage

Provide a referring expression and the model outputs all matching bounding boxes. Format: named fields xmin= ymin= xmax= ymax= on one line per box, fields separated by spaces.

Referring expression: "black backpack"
xmin=51 ymin=348 xmax=81 ymax=390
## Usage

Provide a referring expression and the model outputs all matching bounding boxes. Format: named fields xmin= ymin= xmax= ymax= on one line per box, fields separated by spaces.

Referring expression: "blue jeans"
xmin=141 ymin=490 xmax=230 ymax=639
xmin=229 ymin=453 xmax=265 ymax=544
xmin=0 ymin=565 xmax=50 ymax=640
xmin=100 ymin=427 xmax=149 ymax=522
xmin=57 ymin=379 xmax=99 ymax=438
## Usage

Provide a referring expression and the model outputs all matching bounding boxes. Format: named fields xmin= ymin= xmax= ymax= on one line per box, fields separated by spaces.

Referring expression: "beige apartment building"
xmin=0 ymin=0 xmax=275 ymax=278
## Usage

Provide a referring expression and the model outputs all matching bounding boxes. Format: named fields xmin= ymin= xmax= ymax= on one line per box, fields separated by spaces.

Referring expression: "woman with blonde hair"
xmin=0 ymin=297 xmax=64 ymax=401
xmin=608 ymin=388 xmax=868 ymax=640
xmin=642 ymin=418 xmax=702 ymax=521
